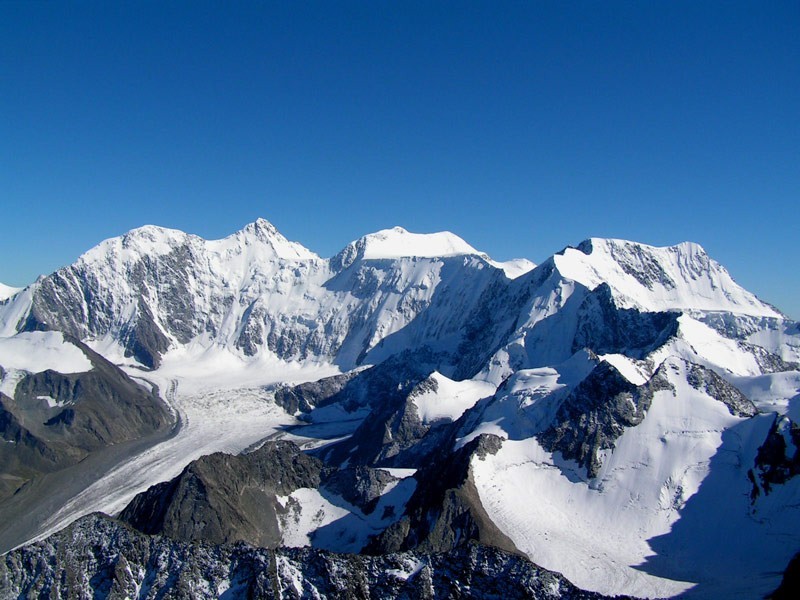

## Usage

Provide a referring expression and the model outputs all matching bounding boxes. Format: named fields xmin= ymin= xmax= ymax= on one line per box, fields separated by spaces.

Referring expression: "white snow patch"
xmin=412 ymin=372 xmax=495 ymax=425
xmin=0 ymin=283 xmax=22 ymax=301
xmin=600 ymin=354 xmax=649 ymax=385
xmin=458 ymin=351 xmax=597 ymax=449
xmin=0 ymin=283 xmax=37 ymax=337
xmin=387 ymin=558 xmax=425 ymax=581
xmin=380 ymin=468 xmax=417 ymax=479
xmin=488 ymin=258 xmax=536 ymax=279
xmin=276 ymin=477 xmax=417 ymax=553
xmin=153 ymin=344 xmax=340 ymax=395
xmin=0 ymin=369 xmax=26 ymax=398
xmin=37 ymin=395 xmax=69 ymax=409
xmin=0 ymin=331 xmax=93 ymax=374
xmin=675 ymin=315 xmax=761 ymax=376
xmin=277 ymin=488 xmax=356 ymax=549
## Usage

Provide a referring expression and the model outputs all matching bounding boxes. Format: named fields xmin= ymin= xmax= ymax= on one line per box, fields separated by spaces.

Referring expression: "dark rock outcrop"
xmin=274 ymin=371 xmax=358 ymax=414
xmin=572 ymin=284 xmax=680 ymax=358
xmin=0 ymin=513 xmax=618 ymax=600
xmin=0 ymin=338 xmax=173 ymax=501
xmin=539 ymin=362 xmax=673 ymax=478
xmin=366 ymin=434 xmax=518 ymax=556
xmin=749 ymin=415 xmax=800 ymax=500
xmin=119 ymin=441 xmax=325 ymax=548
xmin=685 ymin=362 xmax=757 ymax=417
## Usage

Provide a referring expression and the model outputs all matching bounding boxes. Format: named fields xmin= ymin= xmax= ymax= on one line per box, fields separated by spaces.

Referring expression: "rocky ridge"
xmin=0 ymin=513 xmax=618 ymax=600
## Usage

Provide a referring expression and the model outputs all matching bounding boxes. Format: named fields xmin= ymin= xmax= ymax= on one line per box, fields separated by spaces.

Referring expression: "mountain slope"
xmin=1 ymin=219 xmax=798 ymax=599
xmin=0 ymin=332 xmax=173 ymax=501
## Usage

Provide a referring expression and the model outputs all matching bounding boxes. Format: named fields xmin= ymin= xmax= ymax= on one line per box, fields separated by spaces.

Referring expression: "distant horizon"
xmin=2 ymin=2 xmax=798 ymax=318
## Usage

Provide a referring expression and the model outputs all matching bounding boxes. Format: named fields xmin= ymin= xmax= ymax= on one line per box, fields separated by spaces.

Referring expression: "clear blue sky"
xmin=2 ymin=1 xmax=798 ymax=317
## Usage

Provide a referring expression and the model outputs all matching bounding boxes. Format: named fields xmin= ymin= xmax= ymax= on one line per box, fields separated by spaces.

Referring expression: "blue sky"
xmin=2 ymin=1 xmax=798 ymax=317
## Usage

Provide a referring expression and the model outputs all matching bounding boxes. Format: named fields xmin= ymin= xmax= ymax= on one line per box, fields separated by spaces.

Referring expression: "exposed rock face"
xmin=273 ymin=371 xmax=358 ymax=414
xmin=119 ymin=441 xmax=325 ymax=548
xmin=322 ymin=375 xmax=434 ymax=468
xmin=750 ymin=414 xmax=800 ymax=500
xmin=119 ymin=440 xmax=418 ymax=551
xmin=0 ymin=339 xmax=172 ymax=500
xmin=685 ymin=363 xmax=757 ymax=417
xmin=118 ymin=428 xmax=518 ymax=562
xmin=0 ymin=513 xmax=615 ymax=600
xmin=539 ymin=362 xmax=673 ymax=478
xmin=367 ymin=434 xmax=517 ymax=556
xmin=0 ymin=395 xmax=61 ymax=499
xmin=297 ymin=351 xmax=440 ymax=466
xmin=323 ymin=467 xmax=397 ymax=515
xmin=592 ymin=238 xmax=677 ymax=290
xmin=572 ymin=284 xmax=680 ymax=357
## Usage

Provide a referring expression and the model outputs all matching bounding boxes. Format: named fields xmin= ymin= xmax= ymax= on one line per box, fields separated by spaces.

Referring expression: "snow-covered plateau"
xmin=1 ymin=219 xmax=799 ymax=599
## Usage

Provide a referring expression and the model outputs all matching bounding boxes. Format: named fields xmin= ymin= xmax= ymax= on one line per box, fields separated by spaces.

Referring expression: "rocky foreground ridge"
xmin=0 ymin=513 xmax=617 ymax=600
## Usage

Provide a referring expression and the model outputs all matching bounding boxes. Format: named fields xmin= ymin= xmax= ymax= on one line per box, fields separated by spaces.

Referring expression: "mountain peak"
xmin=330 ymin=226 xmax=485 ymax=271
xmin=575 ymin=237 xmax=708 ymax=258
xmin=241 ymin=217 xmax=278 ymax=236
xmin=354 ymin=227 xmax=481 ymax=260
xmin=552 ymin=237 xmax=779 ymax=317
xmin=226 ymin=219 xmax=318 ymax=261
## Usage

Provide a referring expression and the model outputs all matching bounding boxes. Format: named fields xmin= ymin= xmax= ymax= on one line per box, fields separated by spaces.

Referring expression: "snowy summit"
xmin=347 ymin=226 xmax=483 ymax=260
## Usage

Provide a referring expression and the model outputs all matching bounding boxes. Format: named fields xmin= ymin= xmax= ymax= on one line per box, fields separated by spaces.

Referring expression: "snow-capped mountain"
xmin=1 ymin=219 xmax=509 ymax=371
xmin=1 ymin=219 xmax=799 ymax=599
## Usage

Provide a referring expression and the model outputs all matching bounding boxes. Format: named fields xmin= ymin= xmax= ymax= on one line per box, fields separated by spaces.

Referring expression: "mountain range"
xmin=1 ymin=219 xmax=798 ymax=599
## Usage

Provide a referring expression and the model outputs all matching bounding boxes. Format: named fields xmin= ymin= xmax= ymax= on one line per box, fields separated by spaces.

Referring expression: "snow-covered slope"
xmin=0 ymin=331 xmax=93 ymax=377
xmin=469 ymin=356 xmax=796 ymax=598
xmin=0 ymin=282 xmax=22 ymax=301
xmin=489 ymin=257 xmax=536 ymax=279
xmin=337 ymin=226 xmax=483 ymax=263
xmin=553 ymin=238 xmax=779 ymax=317
xmin=0 ymin=220 xmax=508 ymax=371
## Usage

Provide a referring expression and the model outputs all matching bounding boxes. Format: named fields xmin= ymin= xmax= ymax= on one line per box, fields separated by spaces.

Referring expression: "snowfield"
xmin=0 ymin=331 xmax=93 ymax=376
xmin=472 ymin=357 xmax=800 ymax=599
xmin=0 ymin=283 xmax=21 ymax=301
